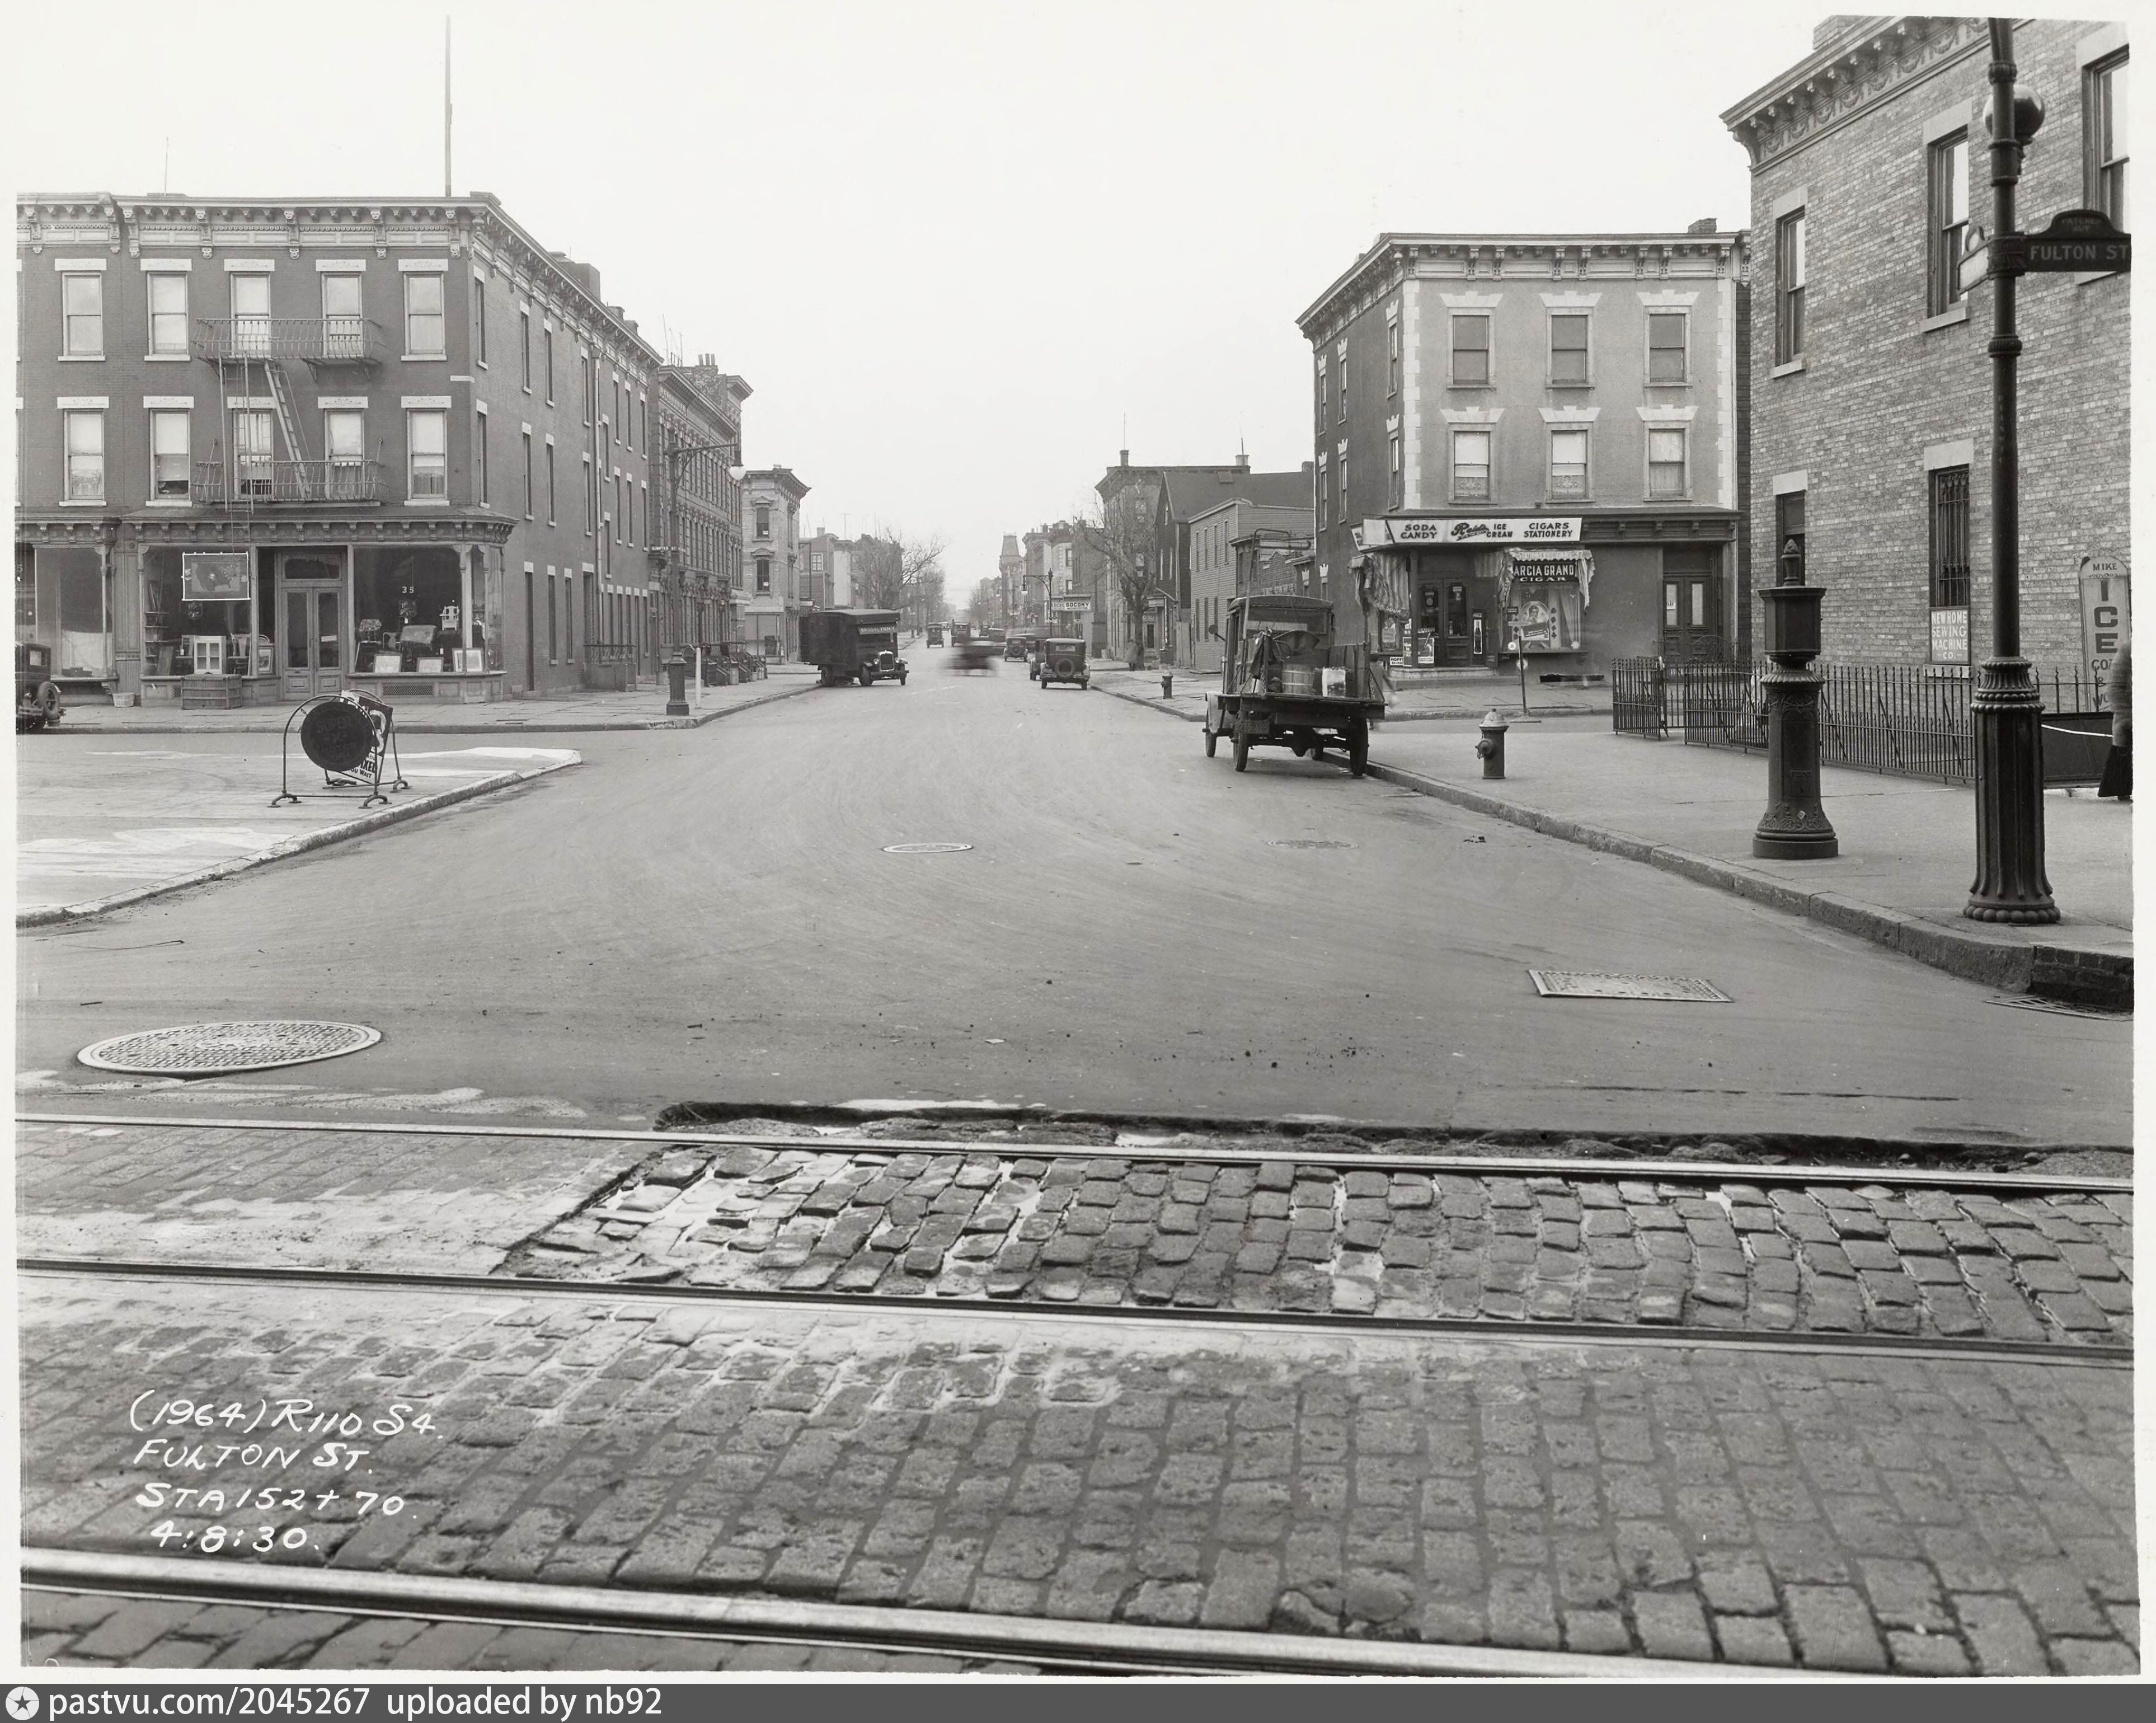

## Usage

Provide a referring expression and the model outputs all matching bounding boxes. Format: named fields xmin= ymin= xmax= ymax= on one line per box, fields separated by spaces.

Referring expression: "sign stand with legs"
xmin=272 ymin=692 xmax=406 ymax=810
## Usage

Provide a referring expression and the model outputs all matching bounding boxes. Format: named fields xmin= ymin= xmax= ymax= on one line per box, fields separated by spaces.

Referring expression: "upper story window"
xmin=1450 ymin=314 xmax=1490 ymax=386
xmin=1774 ymin=210 xmax=1806 ymax=364
xmin=1387 ymin=431 xmax=1403 ymax=506
xmin=1387 ymin=317 xmax=1401 ymax=396
xmin=547 ymin=442 xmax=557 ymax=523
xmin=1927 ymin=132 xmax=1970 ymax=316
xmin=1316 ymin=359 xmax=1328 ymax=426
xmin=325 ymin=409 xmax=365 ymax=481
xmin=1548 ymin=428 xmax=1588 ymax=499
xmin=1549 ymin=313 xmax=1590 ymax=386
xmin=405 ymin=273 xmax=446 ymax=356
xmin=582 ymin=356 xmax=594 ymax=425
xmin=1647 ymin=428 xmax=1688 ymax=499
xmin=1316 ymin=456 xmax=1330 ymax=529
xmin=2087 ymin=50 xmax=2129 ymax=226
xmin=407 ymin=408 xmax=448 ymax=497
xmin=1452 ymin=429 xmax=1490 ymax=501
xmin=756 ymin=556 xmax=772 ymax=593
xmin=147 ymin=273 xmax=189 ymax=356
xmin=321 ymin=274 xmax=364 ymax=359
xmin=544 ymin=327 xmax=556 ymax=402
xmin=755 ymin=503 xmax=771 ymax=539
xmin=61 ymin=273 xmax=103 ymax=357
xmin=473 ymin=278 xmax=488 ymax=365
xmin=1647 ymin=311 xmax=1688 ymax=383
xmin=520 ymin=311 xmax=532 ymax=391
xmin=230 ymin=273 xmax=272 ymax=356
xmin=475 ymin=409 xmax=490 ymax=505
xmin=64 ymin=409 xmax=105 ymax=500
xmin=149 ymin=410 xmax=190 ymax=498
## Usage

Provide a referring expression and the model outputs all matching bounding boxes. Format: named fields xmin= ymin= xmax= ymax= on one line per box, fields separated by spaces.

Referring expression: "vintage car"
xmin=1002 ymin=636 xmax=1030 ymax=662
xmin=1037 ymin=638 xmax=1089 ymax=690
xmin=16 ymin=642 xmax=64 ymax=733
xmin=926 ymin=623 xmax=945 ymax=646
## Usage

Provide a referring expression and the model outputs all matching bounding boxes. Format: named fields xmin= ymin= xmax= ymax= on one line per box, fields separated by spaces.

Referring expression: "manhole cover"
xmin=882 ymin=842 xmax=974 ymax=855
xmin=1528 ymin=970 xmax=1731 ymax=1003
xmin=78 ymin=1020 xmax=382 ymax=1076
xmin=1269 ymin=839 xmax=1356 ymax=849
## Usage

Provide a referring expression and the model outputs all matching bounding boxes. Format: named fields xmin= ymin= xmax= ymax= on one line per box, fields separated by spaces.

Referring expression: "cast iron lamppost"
xmin=1753 ymin=533 xmax=1838 ymax=858
xmin=659 ymin=431 xmax=745 ymax=716
xmin=1966 ymin=18 xmax=2059 ymax=922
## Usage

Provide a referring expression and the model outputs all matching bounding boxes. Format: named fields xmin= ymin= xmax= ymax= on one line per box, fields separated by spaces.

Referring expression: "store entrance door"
xmin=281 ymin=562 xmax=346 ymax=699
xmin=1661 ymin=562 xmax=1724 ymax=663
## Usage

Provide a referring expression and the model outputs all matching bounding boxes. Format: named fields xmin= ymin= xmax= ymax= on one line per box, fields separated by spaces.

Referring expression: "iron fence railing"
xmin=192 ymin=317 xmax=387 ymax=365
xmin=1612 ymin=658 xmax=2108 ymax=786
xmin=192 ymin=459 xmax=384 ymax=503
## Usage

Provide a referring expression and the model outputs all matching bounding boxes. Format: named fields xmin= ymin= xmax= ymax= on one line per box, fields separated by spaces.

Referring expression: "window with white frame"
xmin=149 ymin=410 xmax=190 ymax=498
xmin=1452 ymin=429 xmax=1491 ymax=501
xmin=1317 ymin=358 xmax=1327 ymax=427
xmin=64 ymin=410 xmax=105 ymax=500
xmin=523 ymin=431 xmax=534 ymax=518
xmin=1387 ymin=431 xmax=1403 ymax=506
xmin=148 ymin=273 xmax=189 ymax=356
xmin=1450 ymin=314 xmax=1490 ymax=386
xmin=1775 ymin=210 xmax=1806 ymax=363
xmin=1387 ymin=316 xmax=1401 ymax=396
xmin=473 ymin=278 xmax=488 ymax=365
xmin=1647 ymin=311 xmax=1687 ymax=383
xmin=324 ymin=410 xmax=365 ymax=494
xmin=544 ymin=327 xmax=556 ymax=402
xmin=321 ymin=274 xmax=363 ymax=359
xmin=756 ymin=556 xmax=772 ymax=593
xmin=1549 ymin=428 xmax=1588 ymax=498
xmin=547 ymin=442 xmax=557 ymax=523
xmin=232 ymin=409 xmax=275 ymax=495
xmin=520 ymin=311 xmax=532 ymax=391
xmin=475 ymin=409 xmax=490 ymax=505
xmin=1549 ymin=313 xmax=1590 ymax=386
xmin=1317 ymin=457 xmax=1329 ymax=528
xmin=2087 ymin=50 xmax=2129 ymax=226
xmin=407 ymin=409 xmax=447 ymax=497
xmin=231 ymin=274 xmax=271 ymax=358
xmin=404 ymin=273 xmax=446 ymax=356
xmin=1927 ymin=132 xmax=1970 ymax=315
xmin=1647 ymin=427 xmax=1687 ymax=498
xmin=61 ymin=273 xmax=103 ymax=357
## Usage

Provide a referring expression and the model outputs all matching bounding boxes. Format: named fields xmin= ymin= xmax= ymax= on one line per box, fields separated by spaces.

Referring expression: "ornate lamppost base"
xmin=1754 ymin=826 xmax=1840 ymax=861
xmin=1966 ymin=656 xmax=2058 ymax=923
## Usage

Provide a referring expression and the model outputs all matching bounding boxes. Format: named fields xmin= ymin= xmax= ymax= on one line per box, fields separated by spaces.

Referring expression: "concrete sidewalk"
xmin=36 ymin=665 xmax=820 ymax=736
xmin=1093 ymin=672 xmax=2132 ymax=1009
xmin=17 ymin=743 xmax=580 ymax=924
xmin=1095 ymin=664 xmax=1609 ymax=722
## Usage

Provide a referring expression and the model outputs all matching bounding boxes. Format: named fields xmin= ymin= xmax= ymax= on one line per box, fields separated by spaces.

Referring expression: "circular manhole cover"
xmin=882 ymin=843 xmax=974 ymax=855
xmin=1269 ymin=839 xmax=1356 ymax=849
xmin=78 ymin=1020 xmax=383 ymax=1077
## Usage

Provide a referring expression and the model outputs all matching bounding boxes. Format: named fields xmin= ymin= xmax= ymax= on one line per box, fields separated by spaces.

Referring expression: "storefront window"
xmin=142 ymin=548 xmax=253 ymax=678
xmin=355 ymin=546 xmax=471 ymax=672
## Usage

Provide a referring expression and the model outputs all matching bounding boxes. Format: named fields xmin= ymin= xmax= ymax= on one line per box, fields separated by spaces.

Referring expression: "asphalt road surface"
xmin=15 ymin=665 xmax=2131 ymax=1144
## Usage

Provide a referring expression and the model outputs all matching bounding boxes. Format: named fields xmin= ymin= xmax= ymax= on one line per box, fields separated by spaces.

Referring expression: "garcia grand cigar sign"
xmin=1363 ymin=517 xmax=1581 ymax=546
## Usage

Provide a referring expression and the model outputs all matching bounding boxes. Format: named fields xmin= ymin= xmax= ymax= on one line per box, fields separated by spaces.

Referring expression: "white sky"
xmin=1 ymin=1 xmax=2119 ymax=588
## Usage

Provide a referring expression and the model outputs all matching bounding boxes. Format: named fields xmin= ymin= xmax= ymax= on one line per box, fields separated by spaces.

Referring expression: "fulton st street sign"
xmin=1964 ymin=207 xmax=2132 ymax=289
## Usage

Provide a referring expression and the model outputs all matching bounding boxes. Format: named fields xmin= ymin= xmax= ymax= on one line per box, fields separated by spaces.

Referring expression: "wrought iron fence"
xmin=1612 ymin=658 xmax=2108 ymax=785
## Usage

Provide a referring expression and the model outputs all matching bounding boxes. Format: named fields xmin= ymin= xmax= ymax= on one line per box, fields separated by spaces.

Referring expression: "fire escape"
xmin=192 ymin=307 xmax=387 ymax=505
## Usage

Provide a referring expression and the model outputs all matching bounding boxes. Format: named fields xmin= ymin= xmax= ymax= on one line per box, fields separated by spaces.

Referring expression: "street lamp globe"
xmin=1984 ymin=82 xmax=2045 ymax=143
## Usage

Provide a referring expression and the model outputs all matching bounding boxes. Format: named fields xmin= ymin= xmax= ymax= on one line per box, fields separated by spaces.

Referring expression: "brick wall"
xmin=1741 ymin=17 xmax=2129 ymax=675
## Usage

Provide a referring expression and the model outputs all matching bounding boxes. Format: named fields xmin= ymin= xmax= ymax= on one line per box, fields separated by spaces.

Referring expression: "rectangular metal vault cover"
xmin=1528 ymin=970 xmax=1732 ymax=1003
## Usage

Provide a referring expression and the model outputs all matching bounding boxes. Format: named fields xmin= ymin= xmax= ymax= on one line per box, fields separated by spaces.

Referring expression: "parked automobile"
xmin=16 ymin=642 xmax=64 ymax=733
xmin=1037 ymin=638 xmax=1089 ymax=690
xmin=1002 ymin=637 xmax=1030 ymax=662
xmin=926 ymin=624 xmax=945 ymax=646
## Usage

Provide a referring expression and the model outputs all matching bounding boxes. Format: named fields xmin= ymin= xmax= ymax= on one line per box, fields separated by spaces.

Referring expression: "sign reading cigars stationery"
xmin=1363 ymin=518 xmax=1582 ymax=546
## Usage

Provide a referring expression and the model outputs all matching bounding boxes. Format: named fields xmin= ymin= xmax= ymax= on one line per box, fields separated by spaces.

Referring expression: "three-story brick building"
xmin=1296 ymin=226 xmax=1749 ymax=675
xmin=15 ymin=192 xmax=668 ymax=705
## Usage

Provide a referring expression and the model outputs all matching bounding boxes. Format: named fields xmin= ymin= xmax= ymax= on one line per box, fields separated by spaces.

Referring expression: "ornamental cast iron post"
xmin=1967 ymin=18 xmax=2059 ymax=922
xmin=1753 ymin=534 xmax=1838 ymax=858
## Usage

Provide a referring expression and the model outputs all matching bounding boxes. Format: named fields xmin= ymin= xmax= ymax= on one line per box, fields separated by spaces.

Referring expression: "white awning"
xmin=1501 ymin=547 xmax=1595 ymax=608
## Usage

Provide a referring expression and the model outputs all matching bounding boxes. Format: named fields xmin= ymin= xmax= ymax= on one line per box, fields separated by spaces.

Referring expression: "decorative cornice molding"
xmin=1721 ymin=16 xmax=1987 ymax=170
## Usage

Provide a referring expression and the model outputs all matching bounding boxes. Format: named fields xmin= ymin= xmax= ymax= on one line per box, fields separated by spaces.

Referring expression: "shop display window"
xmin=354 ymin=546 xmax=482 ymax=671
xmin=142 ymin=548 xmax=259 ymax=677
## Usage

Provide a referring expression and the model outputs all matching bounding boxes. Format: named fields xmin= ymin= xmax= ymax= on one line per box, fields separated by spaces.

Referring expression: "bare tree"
xmin=967 ymin=578 xmax=1002 ymax=626
xmin=851 ymin=528 xmax=950 ymax=631
xmin=1071 ymin=489 xmax=1162 ymax=669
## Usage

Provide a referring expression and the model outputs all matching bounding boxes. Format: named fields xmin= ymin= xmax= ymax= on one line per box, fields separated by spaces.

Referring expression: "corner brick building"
xmin=1723 ymin=15 xmax=2130 ymax=680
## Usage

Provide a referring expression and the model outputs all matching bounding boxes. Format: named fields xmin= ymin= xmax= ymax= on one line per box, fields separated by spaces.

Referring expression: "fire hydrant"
xmin=1476 ymin=709 xmax=1509 ymax=780
xmin=663 ymin=651 xmax=691 ymax=717
xmin=1161 ymin=673 xmax=1175 ymax=699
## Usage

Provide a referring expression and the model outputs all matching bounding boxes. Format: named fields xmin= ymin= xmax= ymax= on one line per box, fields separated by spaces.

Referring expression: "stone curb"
xmin=15 ymin=754 xmax=580 ymax=929
xmin=1095 ymin=681 xmax=1603 ymax=725
xmin=36 ymin=681 xmax=817 ymax=738
xmin=1361 ymin=759 xmax=2132 ymax=1010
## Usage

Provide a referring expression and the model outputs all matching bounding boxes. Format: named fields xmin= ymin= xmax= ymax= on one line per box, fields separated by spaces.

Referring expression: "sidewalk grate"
xmin=1529 ymin=970 xmax=1731 ymax=1003
xmin=77 ymin=1020 xmax=381 ymax=1076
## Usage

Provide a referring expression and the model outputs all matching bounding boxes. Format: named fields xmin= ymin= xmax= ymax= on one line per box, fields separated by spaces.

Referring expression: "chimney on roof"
xmin=1235 ymin=450 xmax=1250 ymax=471
xmin=1119 ymin=449 xmax=1130 ymax=468
xmin=1302 ymin=461 xmax=1314 ymax=476
xmin=1687 ymin=217 xmax=1718 ymax=235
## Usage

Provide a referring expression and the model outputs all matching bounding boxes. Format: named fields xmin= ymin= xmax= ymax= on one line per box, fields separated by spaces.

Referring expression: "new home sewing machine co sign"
xmin=1364 ymin=518 xmax=1582 ymax=547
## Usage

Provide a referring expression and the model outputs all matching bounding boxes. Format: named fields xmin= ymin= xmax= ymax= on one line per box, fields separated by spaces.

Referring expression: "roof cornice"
xmin=1720 ymin=16 xmax=1988 ymax=170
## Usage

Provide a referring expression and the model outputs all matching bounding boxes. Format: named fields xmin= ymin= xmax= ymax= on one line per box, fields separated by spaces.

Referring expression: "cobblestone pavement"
xmin=16 ymin=1120 xmax=645 ymax=1273
xmin=503 ymin=1143 xmax=2133 ymax=1348
xmin=21 ymin=1591 xmax=1039 ymax=1673
xmin=20 ymin=1275 xmax=2138 ymax=1674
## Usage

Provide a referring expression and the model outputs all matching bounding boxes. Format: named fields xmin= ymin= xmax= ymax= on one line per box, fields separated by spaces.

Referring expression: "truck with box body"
xmin=800 ymin=609 xmax=908 ymax=687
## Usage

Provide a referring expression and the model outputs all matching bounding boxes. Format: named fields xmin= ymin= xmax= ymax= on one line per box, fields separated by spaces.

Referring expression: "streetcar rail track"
xmin=19 ymin=1255 xmax=2131 ymax=1367
xmin=16 ymin=1112 xmax=2134 ymax=1193
xmin=21 ymin=1550 xmax=1840 ymax=1680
